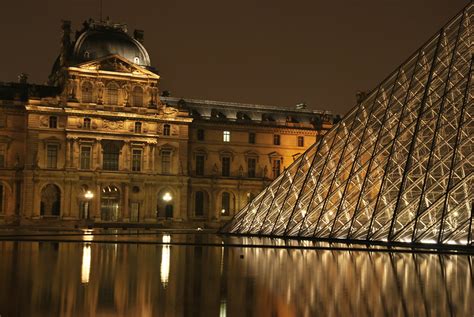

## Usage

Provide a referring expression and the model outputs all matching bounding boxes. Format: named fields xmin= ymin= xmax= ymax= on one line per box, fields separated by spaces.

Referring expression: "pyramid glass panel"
xmin=222 ymin=3 xmax=474 ymax=248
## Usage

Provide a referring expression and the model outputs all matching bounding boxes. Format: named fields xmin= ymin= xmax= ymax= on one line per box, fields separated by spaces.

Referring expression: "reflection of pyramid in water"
xmin=223 ymin=3 xmax=473 ymax=247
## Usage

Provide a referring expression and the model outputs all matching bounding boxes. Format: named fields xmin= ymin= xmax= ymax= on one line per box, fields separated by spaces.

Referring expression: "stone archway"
xmin=101 ymin=185 xmax=121 ymax=221
xmin=40 ymin=184 xmax=61 ymax=216
xmin=156 ymin=189 xmax=175 ymax=219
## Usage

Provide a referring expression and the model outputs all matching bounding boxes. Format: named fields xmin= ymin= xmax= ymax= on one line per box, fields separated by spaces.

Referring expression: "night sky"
xmin=0 ymin=0 xmax=468 ymax=115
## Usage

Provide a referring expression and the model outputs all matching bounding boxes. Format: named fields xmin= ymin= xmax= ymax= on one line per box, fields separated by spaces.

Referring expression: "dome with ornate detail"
xmin=72 ymin=20 xmax=150 ymax=66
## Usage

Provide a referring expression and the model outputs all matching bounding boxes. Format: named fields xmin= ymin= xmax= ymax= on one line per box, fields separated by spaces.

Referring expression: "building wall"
xmin=0 ymin=58 xmax=334 ymax=226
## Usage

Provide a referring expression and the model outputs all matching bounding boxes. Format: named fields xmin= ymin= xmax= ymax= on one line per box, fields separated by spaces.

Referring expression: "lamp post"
xmin=162 ymin=192 xmax=172 ymax=219
xmin=84 ymin=190 xmax=94 ymax=220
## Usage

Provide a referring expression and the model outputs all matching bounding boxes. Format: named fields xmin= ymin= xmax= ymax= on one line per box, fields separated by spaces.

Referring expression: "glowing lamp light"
xmin=162 ymin=192 xmax=172 ymax=202
xmin=84 ymin=190 xmax=94 ymax=200
xmin=221 ymin=209 xmax=226 ymax=214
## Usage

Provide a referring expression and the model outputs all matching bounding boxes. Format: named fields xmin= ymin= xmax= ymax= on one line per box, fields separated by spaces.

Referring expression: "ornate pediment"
xmin=76 ymin=55 xmax=159 ymax=78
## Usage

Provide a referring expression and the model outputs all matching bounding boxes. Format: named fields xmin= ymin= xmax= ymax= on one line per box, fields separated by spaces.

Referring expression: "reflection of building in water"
xmin=0 ymin=240 xmax=471 ymax=316
xmin=160 ymin=234 xmax=171 ymax=288
xmin=0 ymin=19 xmax=334 ymax=228
xmin=81 ymin=244 xmax=91 ymax=284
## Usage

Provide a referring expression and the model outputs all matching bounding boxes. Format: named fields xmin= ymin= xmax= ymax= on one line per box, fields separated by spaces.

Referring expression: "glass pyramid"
xmin=222 ymin=3 xmax=473 ymax=247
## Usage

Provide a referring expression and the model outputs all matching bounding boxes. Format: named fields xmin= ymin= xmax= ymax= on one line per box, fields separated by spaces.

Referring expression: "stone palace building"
xmin=0 ymin=19 xmax=335 ymax=226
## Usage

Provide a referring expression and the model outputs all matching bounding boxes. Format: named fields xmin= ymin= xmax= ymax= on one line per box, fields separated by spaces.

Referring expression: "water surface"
xmin=0 ymin=231 xmax=472 ymax=316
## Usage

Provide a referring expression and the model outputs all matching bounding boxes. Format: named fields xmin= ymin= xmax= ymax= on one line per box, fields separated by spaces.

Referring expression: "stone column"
xmin=95 ymin=140 xmax=102 ymax=170
xmin=92 ymin=183 xmax=101 ymax=220
xmin=150 ymin=145 xmax=156 ymax=172
xmin=122 ymin=183 xmax=130 ymax=222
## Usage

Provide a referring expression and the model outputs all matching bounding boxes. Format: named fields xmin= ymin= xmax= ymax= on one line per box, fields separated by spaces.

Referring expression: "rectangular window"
xmin=80 ymin=146 xmax=92 ymax=170
xmin=223 ymin=131 xmax=230 ymax=142
xmin=197 ymin=129 xmax=205 ymax=141
xmin=102 ymin=142 xmax=120 ymax=171
xmin=49 ymin=116 xmax=58 ymax=128
xmin=0 ymin=145 xmax=6 ymax=168
xmin=47 ymin=144 xmax=58 ymax=169
xmin=247 ymin=158 xmax=256 ymax=178
xmin=132 ymin=149 xmax=142 ymax=172
xmin=0 ymin=184 xmax=3 ymax=214
xmin=195 ymin=191 xmax=204 ymax=216
xmin=272 ymin=159 xmax=281 ymax=179
xmin=248 ymin=132 xmax=256 ymax=144
xmin=273 ymin=134 xmax=280 ymax=145
xmin=161 ymin=150 xmax=171 ymax=174
xmin=222 ymin=157 xmax=231 ymax=177
xmin=297 ymin=136 xmax=304 ymax=147
xmin=195 ymin=154 xmax=205 ymax=176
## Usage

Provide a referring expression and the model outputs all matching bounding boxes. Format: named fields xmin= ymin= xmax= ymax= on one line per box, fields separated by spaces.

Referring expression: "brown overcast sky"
xmin=0 ymin=0 xmax=468 ymax=115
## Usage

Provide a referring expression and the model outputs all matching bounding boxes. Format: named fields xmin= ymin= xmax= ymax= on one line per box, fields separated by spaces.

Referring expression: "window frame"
xmin=221 ymin=156 xmax=231 ymax=177
xmin=49 ymin=116 xmax=58 ymax=129
xmin=195 ymin=154 xmax=205 ymax=176
xmin=223 ymin=131 xmax=230 ymax=142
xmin=134 ymin=122 xmax=142 ymax=133
xmin=273 ymin=134 xmax=281 ymax=146
xmin=163 ymin=124 xmax=171 ymax=136
xmin=161 ymin=150 xmax=172 ymax=174
xmin=106 ymin=83 xmax=119 ymax=105
xmin=80 ymin=145 xmax=92 ymax=170
xmin=248 ymin=132 xmax=256 ymax=144
xmin=131 ymin=148 xmax=143 ymax=172
xmin=197 ymin=129 xmax=205 ymax=141
xmin=46 ymin=144 xmax=59 ymax=169
xmin=247 ymin=157 xmax=257 ymax=178
xmin=297 ymin=136 xmax=304 ymax=147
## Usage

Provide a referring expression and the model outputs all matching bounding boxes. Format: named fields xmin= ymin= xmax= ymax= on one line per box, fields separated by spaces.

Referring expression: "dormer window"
xmin=134 ymin=56 xmax=140 ymax=64
xmin=49 ymin=116 xmax=58 ymax=128
xmin=132 ymin=86 xmax=143 ymax=107
xmin=106 ymin=83 xmax=119 ymax=105
xmin=81 ymin=81 xmax=93 ymax=103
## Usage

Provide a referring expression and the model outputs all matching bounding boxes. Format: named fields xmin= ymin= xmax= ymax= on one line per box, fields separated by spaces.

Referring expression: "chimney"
xmin=60 ymin=20 xmax=72 ymax=67
xmin=134 ymin=29 xmax=144 ymax=44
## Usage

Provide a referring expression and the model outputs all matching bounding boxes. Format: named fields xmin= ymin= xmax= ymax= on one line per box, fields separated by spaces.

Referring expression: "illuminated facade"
xmin=0 ymin=20 xmax=334 ymax=225
xmin=223 ymin=4 xmax=473 ymax=247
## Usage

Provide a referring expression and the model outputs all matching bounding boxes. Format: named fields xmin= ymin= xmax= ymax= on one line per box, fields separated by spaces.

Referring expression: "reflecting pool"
xmin=0 ymin=231 xmax=472 ymax=316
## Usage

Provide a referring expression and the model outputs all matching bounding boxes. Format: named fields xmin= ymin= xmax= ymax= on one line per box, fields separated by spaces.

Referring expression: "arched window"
xmin=134 ymin=122 xmax=142 ymax=133
xmin=163 ymin=124 xmax=171 ymax=136
xmin=83 ymin=117 xmax=91 ymax=129
xmin=221 ymin=192 xmax=231 ymax=216
xmin=106 ymin=83 xmax=119 ymax=105
xmin=49 ymin=116 xmax=57 ymax=128
xmin=81 ymin=81 xmax=93 ymax=103
xmin=132 ymin=86 xmax=143 ymax=107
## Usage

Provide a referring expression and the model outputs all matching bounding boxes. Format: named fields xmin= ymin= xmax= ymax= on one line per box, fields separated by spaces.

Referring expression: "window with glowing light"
xmin=221 ymin=192 xmax=231 ymax=216
xmin=223 ymin=131 xmax=230 ymax=142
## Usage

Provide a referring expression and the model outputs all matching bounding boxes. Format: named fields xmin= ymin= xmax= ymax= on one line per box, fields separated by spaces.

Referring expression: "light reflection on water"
xmin=0 ymin=234 xmax=472 ymax=317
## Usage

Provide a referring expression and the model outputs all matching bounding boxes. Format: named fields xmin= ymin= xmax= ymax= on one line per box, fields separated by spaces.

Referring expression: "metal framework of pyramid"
xmin=222 ymin=3 xmax=473 ymax=247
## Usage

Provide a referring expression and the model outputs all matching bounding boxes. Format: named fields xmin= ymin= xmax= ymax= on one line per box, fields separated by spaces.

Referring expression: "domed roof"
xmin=72 ymin=22 xmax=151 ymax=66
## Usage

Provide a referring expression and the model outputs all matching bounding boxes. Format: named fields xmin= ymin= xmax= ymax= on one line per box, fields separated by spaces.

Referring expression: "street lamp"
xmin=84 ymin=190 xmax=94 ymax=220
xmin=162 ymin=192 xmax=172 ymax=202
